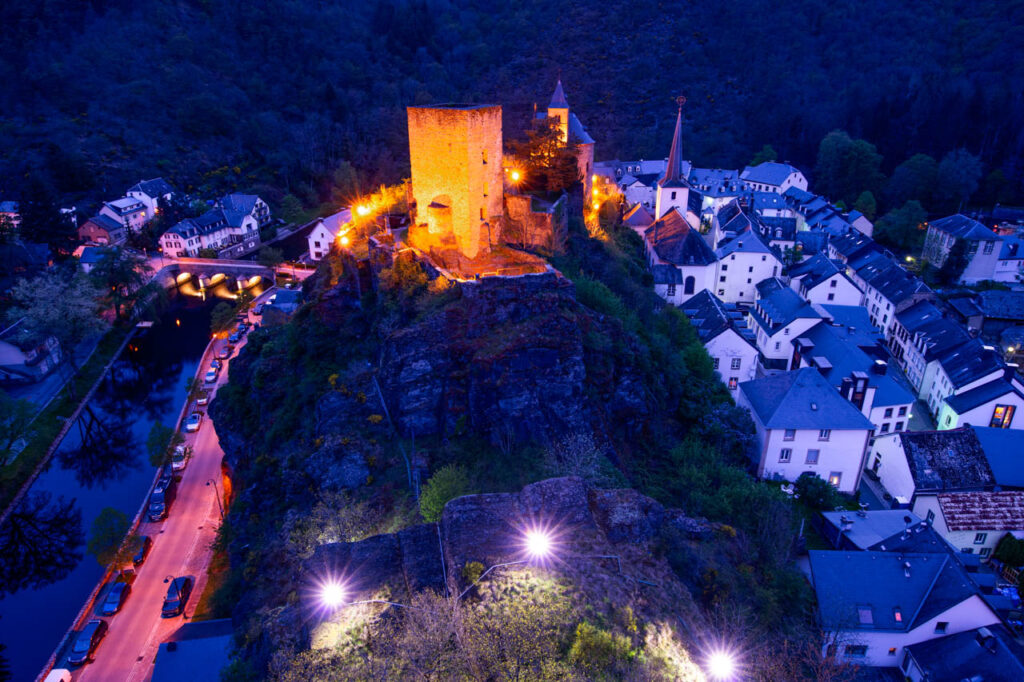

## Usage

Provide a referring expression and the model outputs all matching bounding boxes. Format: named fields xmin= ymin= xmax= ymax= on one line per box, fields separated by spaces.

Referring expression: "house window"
xmin=721 ymin=264 xmax=728 ymax=271
xmin=779 ymin=448 xmax=792 ymax=463
xmin=926 ymin=509 xmax=935 ymax=524
xmin=827 ymin=293 xmax=835 ymax=301
xmin=888 ymin=647 xmax=897 ymax=656
xmin=893 ymin=607 xmax=903 ymax=623
xmin=895 ymin=421 xmax=904 ymax=431
xmin=974 ymin=532 xmax=988 ymax=545
xmin=898 ymin=406 xmax=907 ymax=416
xmin=984 ymin=241 xmax=995 ymax=255
xmin=671 ymin=191 xmax=677 ymax=200
xmin=774 ymin=342 xmax=780 ymax=350
xmin=314 ymin=241 xmax=321 ymax=249
xmin=731 ymin=358 xmax=741 ymax=370
xmin=761 ymin=255 xmax=766 ymax=261
xmin=844 ymin=645 xmax=868 ymax=657
xmin=818 ymin=429 xmax=831 ymax=441
xmin=667 ymin=283 xmax=677 ymax=297
xmin=713 ymin=358 xmax=720 ymax=370
xmin=728 ymin=377 xmax=738 ymax=390
xmin=828 ymin=471 xmax=842 ymax=487
xmin=746 ymin=278 xmax=752 ymax=284
xmin=783 ymin=429 xmax=796 ymax=441
xmin=784 ymin=328 xmax=790 ymax=336
xmin=830 ymin=279 xmax=837 ymax=288
xmin=720 ymin=276 xmax=727 ymax=283
xmin=963 ymin=547 xmax=975 ymax=554
xmin=990 ymin=404 xmax=1015 ymax=429
xmin=718 ymin=289 xmax=725 ymax=296
xmin=806 ymin=449 xmax=820 ymax=464
xmin=981 ymin=547 xmax=991 ymax=558
xmin=884 ymin=408 xmax=893 ymax=418
xmin=748 ymin=266 xmax=753 ymax=273
xmin=684 ymin=276 xmax=695 ymax=295
xmin=880 ymin=423 xmax=890 ymax=433
xmin=945 ymin=415 xmax=953 ymax=426
xmin=935 ymin=622 xmax=949 ymax=634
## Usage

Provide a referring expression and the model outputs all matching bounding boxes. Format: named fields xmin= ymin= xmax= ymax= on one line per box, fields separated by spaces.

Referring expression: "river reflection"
xmin=0 ymin=287 xmax=227 ymax=681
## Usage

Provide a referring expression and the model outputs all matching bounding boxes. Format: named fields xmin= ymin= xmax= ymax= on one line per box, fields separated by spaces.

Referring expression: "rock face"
xmin=377 ymin=272 xmax=651 ymax=445
xmin=305 ymin=477 xmax=713 ymax=612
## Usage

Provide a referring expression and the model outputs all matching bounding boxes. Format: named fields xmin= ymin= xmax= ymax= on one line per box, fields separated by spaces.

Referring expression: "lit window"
xmin=990 ymin=404 xmax=1015 ymax=429
xmin=888 ymin=647 xmax=897 ymax=656
xmin=893 ymin=607 xmax=902 ymax=623
xmin=806 ymin=449 xmax=820 ymax=464
xmin=828 ymin=471 xmax=842 ymax=487
xmin=728 ymin=377 xmax=738 ymax=390
xmin=783 ymin=429 xmax=796 ymax=441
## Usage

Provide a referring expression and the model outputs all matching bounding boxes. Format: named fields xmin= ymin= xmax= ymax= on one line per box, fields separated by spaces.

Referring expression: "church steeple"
xmin=550 ymin=79 xmax=569 ymax=108
xmin=660 ymin=95 xmax=687 ymax=187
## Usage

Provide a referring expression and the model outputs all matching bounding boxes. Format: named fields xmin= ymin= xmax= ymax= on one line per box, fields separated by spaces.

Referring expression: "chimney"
xmin=903 ymin=561 xmax=912 ymax=578
xmin=871 ymin=359 xmax=888 ymax=375
xmin=976 ymin=627 xmax=997 ymax=653
xmin=840 ymin=376 xmax=853 ymax=400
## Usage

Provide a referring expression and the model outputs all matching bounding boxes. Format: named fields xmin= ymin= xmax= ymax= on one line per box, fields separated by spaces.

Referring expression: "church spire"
xmin=550 ymin=79 xmax=569 ymax=109
xmin=660 ymin=96 xmax=687 ymax=186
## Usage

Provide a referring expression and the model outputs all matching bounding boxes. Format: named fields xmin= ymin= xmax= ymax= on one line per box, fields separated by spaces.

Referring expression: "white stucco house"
xmin=100 ymin=197 xmax=147 ymax=234
xmin=644 ymin=209 xmax=717 ymax=305
xmin=712 ymin=228 xmax=781 ymax=305
xmin=921 ymin=214 xmax=1002 ymax=285
xmin=787 ymin=253 xmax=863 ymax=306
xmin=747 ymin=278 xmax=825 ymax=371
xmin=809 ymin=549 xmax=1000 ymax=667
xmin=938 ymin=374 xmax=1024 ymax=430
xmin=126 ymin=177 xmax=176 ymax=222
xmin=737 ymin=367 xmax=875 ymax=494
xmin=306 ymin=208 xmax=352 ymax=261
xmin=739 ymin=162 xmax=808 ymax=195
xmin=681 ymin=290 xmax=758 ymax=391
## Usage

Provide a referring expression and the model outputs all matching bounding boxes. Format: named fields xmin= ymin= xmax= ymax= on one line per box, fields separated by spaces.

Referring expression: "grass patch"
xmin=0 ymin=326 xmax=132 ymax=508
xmin=192 ymin=544 xmax=231 ymax=621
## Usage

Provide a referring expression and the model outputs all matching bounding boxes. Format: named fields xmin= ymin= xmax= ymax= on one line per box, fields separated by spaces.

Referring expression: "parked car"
xmin=227 ymin=332 xmax=241 ymax=343
xmin=161 ymin=576 xmax=194 ymax=617
xmin=132 ymin=536 xmax=152 ymax=566
xmin=185 ymin=412 xmax=203 ymax=432
xmin=148 ymin=471 xmax=177 ymax=522
xmin=216 ymin=346 xmax=231 ymax=360
xmin=100 ymin=582 xmax=131 ymax=616
xmin=253 ymin=303 xmax=264 ymax=316
xmin=171 ymin=444 xmax=193 ymax=471
xmin=66 ymin=619 xmax=107 ymax=666
xmin=210 ymin=358 xmax=222 ymax=370
xmin=196 ymin=389 xmax=210 ymax=407
xmin=204 ymin=368 xmax=218 ymax=383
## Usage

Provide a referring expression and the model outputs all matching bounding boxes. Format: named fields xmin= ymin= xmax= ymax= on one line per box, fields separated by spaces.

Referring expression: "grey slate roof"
xmin=549 ymin=80 xmax=569 ymax=108
xmin=622 ymin=203 xmax=654 ymax=228
xmin=820 ymin=510 xmax=926 ymax=550
xmin=788 ymin=253 xmax=843 ymax=290
xmin=948 ymin=295 xmax=983 ymax=319
xmin=929 ymin=214 xmax=1001 ymax=241
xmin=645 ymin=209 xmax=716 ymax=266
xmin=752 ymin=191 xmax=786 ymax=212
xmin=852 ymin=254 xmax=931 ymax=306
xmin=715 ymin=227 xmax=775 ymax=258
xmin=739 ymin=367 xmax=875 ymax=430
xmin=809 ymin=550 xmax=980 ymax=631
xmin=568 ymin=112 xmax=595 ymax=145
xmin=897 ymin=428 xmax=996 ymax=492
xmin=651 ymin=264 xmax=683 ymax=285
xmin=904 ymin=625 xmax=1024 ymax=682
xmin=829 ymin=230 xmax=877 ymax=260
xmin=977 ymin=290 xmax=1024 ymax=321
xmin=217 ymin=193 xmax=260 ymax=215
xmin=896 ymin=301 xmax=971 ymax=361
xmin=740 ymin=162 xmax=800 ymax=187
xmin=84 ymin=213 xmax=125 ymax=234
xmin=750 ymin=278 xmax=823 ymax=332
xmin=758 ymin=216 xmax=798 ymax=242
xmin=127 ymin=177 xmax=175 ymax=198
xmin=973 ymin=426 xmax=1024 ymax=487
xmin=687 ymin=167 xmax=744 ymax=196
xmin=934 ymin=337 xmax=1004 ymax=389
xmin=945 ymin=377 xmax=1024 ymax=414
xmin=680 ymin=290 xmax=756 ymax=347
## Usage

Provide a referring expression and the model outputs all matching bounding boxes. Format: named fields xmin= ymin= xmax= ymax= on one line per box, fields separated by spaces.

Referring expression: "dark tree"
xmin=506 ymin=117 xmax=581 ymax=195
xmin=750 ymin=144 xmax=778 ymax=166
xmin=938 ymin=240 xmax=970 ymax=285
xmin=88 ymin=246 xmax=155 ymax=321
xmin=885 ymin=154 xmax=938 ymax=209
xmin=0 ymin=491 xmax=83 ymax=597
xmin=19 ymin=174 xmax=74 ymax=257
xmin=874 ymin=200 xmax=927 ymax=253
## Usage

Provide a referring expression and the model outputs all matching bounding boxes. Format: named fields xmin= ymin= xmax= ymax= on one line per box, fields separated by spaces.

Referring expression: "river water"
xmin=0 ymin=283 xmax=255 ymax=681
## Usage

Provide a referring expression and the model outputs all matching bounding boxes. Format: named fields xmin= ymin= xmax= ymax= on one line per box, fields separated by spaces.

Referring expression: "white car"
xmin=171 ymin=445 xmax=193 ymax=471
xmin=204 ymin=368 xmax=218 ymax=383
xmin=185 ymin=412 xmax=203 ymax=432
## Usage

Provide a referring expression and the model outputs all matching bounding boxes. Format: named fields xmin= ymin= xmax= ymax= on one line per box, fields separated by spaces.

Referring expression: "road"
xmin=66 ymin=290 xmax=273 ymax=682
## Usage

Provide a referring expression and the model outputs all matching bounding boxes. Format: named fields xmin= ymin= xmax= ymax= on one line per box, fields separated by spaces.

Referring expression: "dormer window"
xmin=893 ymin=607 xmax=902 ymax=623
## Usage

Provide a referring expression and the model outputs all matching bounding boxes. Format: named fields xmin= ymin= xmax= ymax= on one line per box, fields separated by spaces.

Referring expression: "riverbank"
xmin=0 ymin=326 xmax=134 ymax=511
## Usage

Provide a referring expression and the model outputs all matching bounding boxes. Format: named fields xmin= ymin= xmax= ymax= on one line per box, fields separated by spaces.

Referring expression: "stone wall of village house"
xmin=407 ymin=105 xmax=504 ymax=261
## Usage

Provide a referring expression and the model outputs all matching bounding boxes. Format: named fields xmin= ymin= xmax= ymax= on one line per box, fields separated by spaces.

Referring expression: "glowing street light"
xmin=320 ymin=581 xmax=346 ymax=609
xmin=339 ymin=234 xmax=350 ymax=247
xmin=524 ymin=529 xmax=553 ymax=559
xmin=509 ymin=170 xmax=522 ymax=182
xmin=706 ymin=650 xmax=737 ymax=680
xmin=356 ymin=204 xmax=371 ymax=217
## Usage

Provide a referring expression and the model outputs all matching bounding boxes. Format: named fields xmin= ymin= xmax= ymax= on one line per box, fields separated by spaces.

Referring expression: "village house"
xmin=787 ymin=253 xmax=863 ymax=306
xmin=621 ymin=203 xmax=654 ymax=239
xmin=847 ymin=209 xmax=874 ymax=238
xmin=216 ymin=193 xmax=272 ymax=229
xmin=938 ymin=372 xmax=1024 ymax=430
xmin=712 ymin=227 xmax=781 ymax=305
xmin=306 ymin=208 xmax=352 ymax=261
xmin=681 ymin=290 xmax=758 ymax=391
xmin=845 ymin=248 xmax=932 ymax=333
xmin=994 ymin=233 xmax=1024 ymax=282
xmin=159 ymin=208 xmax=260 ymax=258
xmin=126 ymin=177 xmax=176 ymax=221
xmin=900 ymin=625 xmax=1024 ymax=681
xmin=919 ymin=337 xmax=1007 ymax=423
xmin=0 ymin=320 xmax=62 ymax=385
xmin=922 ymin=214 xmax=1003 ymax=285
xmin=643 ymin=208 xmax=717 ymax=305
xmin=78 ymin=213 xmax=127 ymax=245
xmin=737 ymin=367 xmax=875 ymax=493
xmin=687 ymin=167 xmax=743 ymax=215
xmin=739 ymin=161 xmax=807 ymax=195
xmin=923 ymin=490 xmax=1024 ymax=560
xmin=747 ymin=278 xmax=824 ymax=371
xmin=99 ymin=196 xmax=147 ymax=234
xmin=808 ymin=549 xmax=1000 ymax=667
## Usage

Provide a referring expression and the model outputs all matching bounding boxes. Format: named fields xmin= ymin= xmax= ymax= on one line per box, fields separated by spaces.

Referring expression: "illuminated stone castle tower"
xmin=539 ymin=80 xmax=595 ymax=199
xmin=407 ymin=104 xmax=504 ymax=261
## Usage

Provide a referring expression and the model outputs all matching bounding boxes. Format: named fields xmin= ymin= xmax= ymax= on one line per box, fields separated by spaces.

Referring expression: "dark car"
xmin=253 ymin=303 xmax=264 ymax=316
xmin=100 ymin=582 xmax=131 ymax=616
xmin=227 ymin=332 xmax=241 ymax=343
xmin=132 ymin=536 xmax=152 ymax=565
xmin=161 ymin=576 xmax=193 ymax=618
xmin=216 ymin=346 xmax=231 ymax=360
xmin=147 ymin=472 xmax=176 ymax=522
xmin=67 ymin=619 xmax=107 ymax=666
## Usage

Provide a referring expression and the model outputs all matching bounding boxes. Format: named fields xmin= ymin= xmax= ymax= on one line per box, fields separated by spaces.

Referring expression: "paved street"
xmin=66 ymin=290 xmax=273 ymax=682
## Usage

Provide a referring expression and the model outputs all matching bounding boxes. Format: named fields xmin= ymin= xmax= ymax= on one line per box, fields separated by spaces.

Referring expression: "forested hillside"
xmin=2 ymin=0 xmax=1023 ymax=213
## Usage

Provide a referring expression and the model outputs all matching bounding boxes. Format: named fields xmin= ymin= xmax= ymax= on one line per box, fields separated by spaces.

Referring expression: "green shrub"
xmin=795 ymin=473 xmax=843 ymax=510
xmin=568 ymin=622 xmax=634 ymax=676
xmin=419 ymin=464 xmax=475 ymax=522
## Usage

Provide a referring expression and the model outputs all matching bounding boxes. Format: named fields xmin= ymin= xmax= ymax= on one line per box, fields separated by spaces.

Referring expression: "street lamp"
xmin=706 ymin=649 xmax=738 ymax=680
xmin=206 ymin=479 xmax=224 ymax=519
xmin=317 ymin=578 xmax=426 ymax=613
xmin=458 ymin=528 xmax=556 ymax=600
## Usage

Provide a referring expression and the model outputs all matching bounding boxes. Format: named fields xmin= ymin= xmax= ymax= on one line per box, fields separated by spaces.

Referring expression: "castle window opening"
xmin=482 ymin=149 xmax=488 ymax=164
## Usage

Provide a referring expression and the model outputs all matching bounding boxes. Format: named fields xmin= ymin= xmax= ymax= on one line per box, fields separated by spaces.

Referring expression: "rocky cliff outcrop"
xmin=377 ymin=272 xmax=652 ymax=445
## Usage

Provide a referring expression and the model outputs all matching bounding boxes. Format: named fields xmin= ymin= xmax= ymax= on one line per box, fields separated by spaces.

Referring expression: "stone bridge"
xmin=150 ymin=257 xmax=278 ymax=295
